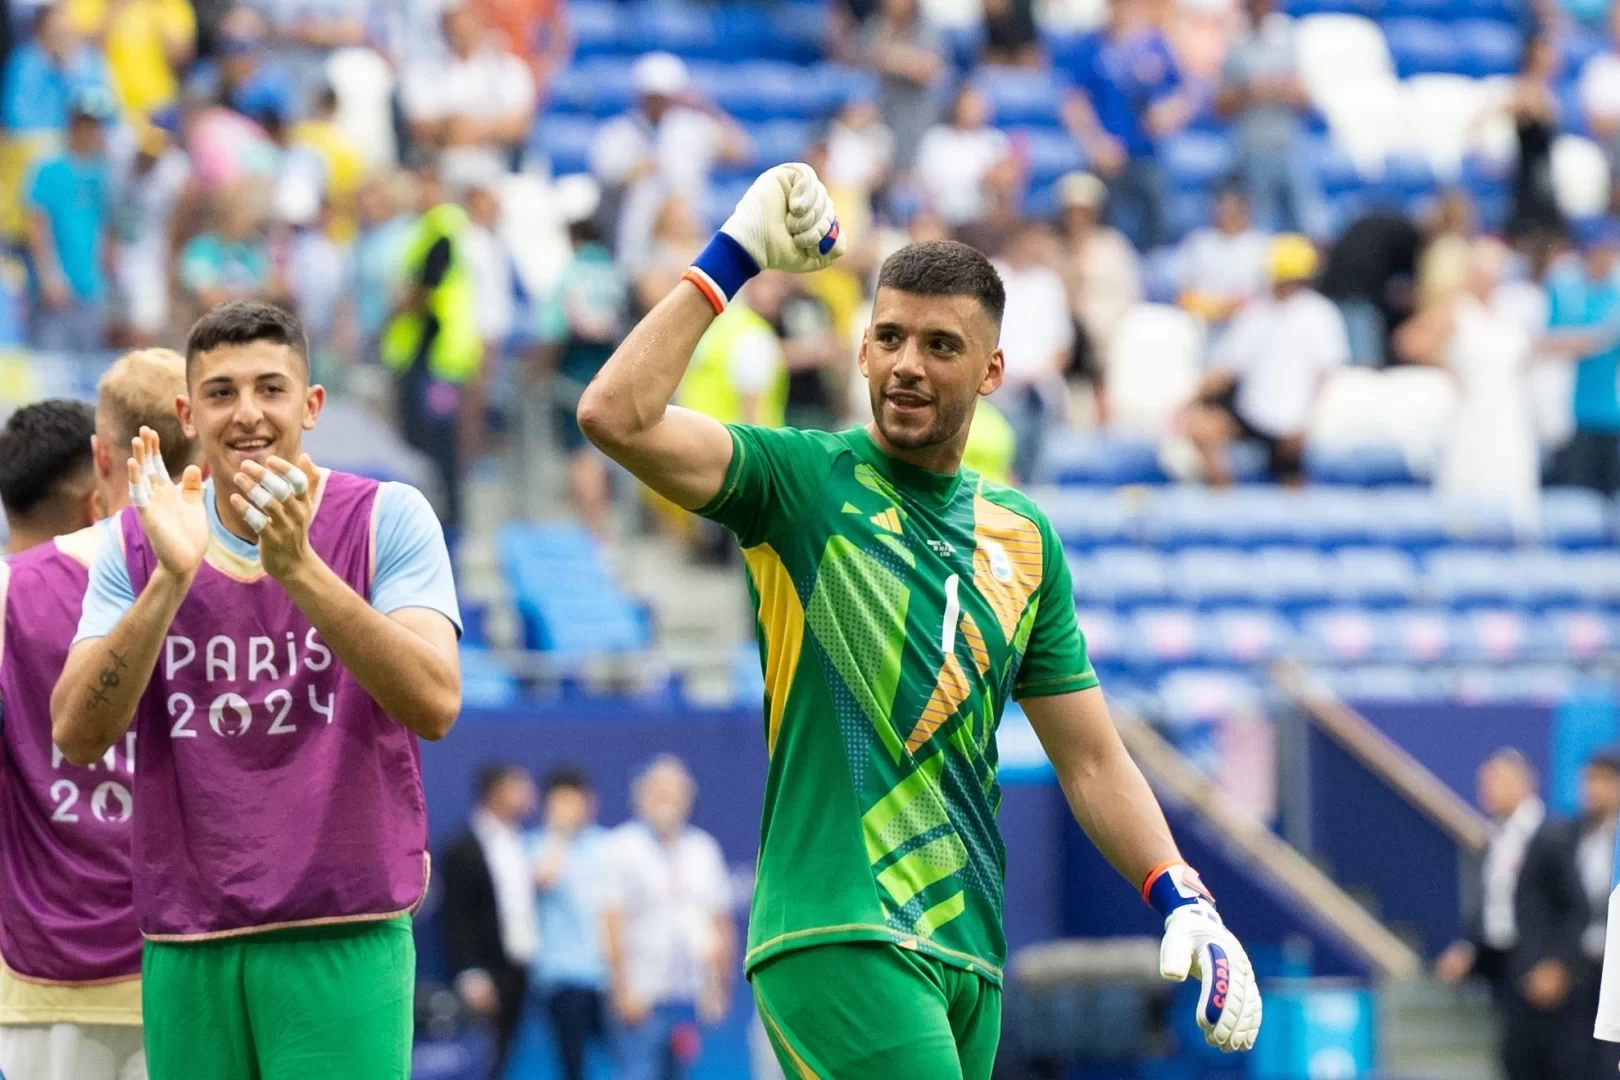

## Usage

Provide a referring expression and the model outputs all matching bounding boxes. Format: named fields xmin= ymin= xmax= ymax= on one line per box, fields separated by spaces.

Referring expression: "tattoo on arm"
xmin=85 ymin=649 xmax=129 ymax=709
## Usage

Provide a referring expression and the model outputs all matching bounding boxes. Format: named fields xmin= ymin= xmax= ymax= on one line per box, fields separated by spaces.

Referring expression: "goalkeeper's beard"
xmin=870 ymin=382 xmax=975 ymax=453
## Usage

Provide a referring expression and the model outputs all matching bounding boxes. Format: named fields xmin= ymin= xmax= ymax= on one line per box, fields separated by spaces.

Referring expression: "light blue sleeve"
xmin=371 ymin=482 xmax=462 ymax=635
xmin=73 ymin=522 xmax=137 ymax=644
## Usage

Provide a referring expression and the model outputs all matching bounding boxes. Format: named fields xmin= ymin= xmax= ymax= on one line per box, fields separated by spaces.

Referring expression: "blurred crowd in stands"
xmin=10 ymin=0 xmax=1620 ymax=544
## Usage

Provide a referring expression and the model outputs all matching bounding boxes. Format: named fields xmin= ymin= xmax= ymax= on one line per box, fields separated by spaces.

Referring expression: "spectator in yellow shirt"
xmin=292 ymin=86 xmax=366 ymax=242
xmin=65 ymin=0 xmax=194 ymax=119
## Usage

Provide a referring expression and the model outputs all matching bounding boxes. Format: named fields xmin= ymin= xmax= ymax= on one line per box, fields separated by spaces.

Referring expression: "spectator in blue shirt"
xmin=2 ymin=5 xmax=109 ymax=134
xmin=1545 ymin=220 xmax=1620 ymax=495
xmin=25 ymin=86 xmax=114 ymax=353
xmin=1062 ymin=0 xmax=1195 ymax=249
xmin=531 ymin=767 xmax=610 ymax=1080
xmin=186 ymin=6 xmax=298 ymax=126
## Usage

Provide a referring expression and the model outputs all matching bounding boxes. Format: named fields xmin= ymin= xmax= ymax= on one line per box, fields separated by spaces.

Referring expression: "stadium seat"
xmin=1424 ymin=549 xmax=1525 ymax=608
xmin=1380 ymin=151 xmax=1437 ymax=198
xmin=1040 ymin=488 xmax=1138 ymax=548
xmin=1201 ymin=609 xmax=1292 ymax=665
xmin=1015 ymin=128 xmax=1086 ymax=185
xmin=551 ymin=58 xmax=637 ymax=117
xmin=1572 ymin=552 xmax=1620 ymax=609
xmin=1451 ymin=608 xmax=1536 ymax=664
xmin=1104 ymin=305 xmax=1204 ymax=439
xmin=975 ymin=67 xmax=1065 ymax=128
xmin=1331 ymin=547 xmax=1421 ymax=608
xmin=817 ymin=65 xmax=881 ymax=111
xmin=1160 ymin=132 xmax=1236 ymax=194
xmin=766 ymin=4 xmax=826 ymax=63
xmin=1401 ymin=74 xmax=1489 ymax=181
xmin=1540 ymin=487 xmax=1612 ymax=547
xmin=1546 ymin=608 xmax=1618 ymax=663
xmin=460 ymin=647 xmax=521 ymax=708
xmin=1302 ymin=607 xmax=1389 ymax=664
xmin=1305 ymin=444 xmax=1415 ymax=486
xmin=1044 ymin=433 xmax=1168 ymax=485
xmin=1383 ymin=19 xmax=1467 ymax=78
xmin=746 ymin=119 xmax=814 ymax=168
xmin=1553 ymin=134 xmax=1611 ymax=218
xmin=1172 ymin=548 xmax=1259 ymax=609
xmin=1156 ymin=669 xmax=1264 ymax=723
xmin=1298 ymin=15 xmax=1395 ymax=100
xmin=1456 ymin=20 xmax=1522 ymax=78
xmin=535 ymin=114 xmax=597 ymax=175
xmin=1563 ymin=25 xmax=1608 ymax=73
xmin=1075 ymin=607 xmax=1125 ymax=667
xmin=1319 ymin=664 xmax=1438 ymax=703
xmin=1516 ymin=550 xmax=1588 ymax=610
xmin=1084 ymin=548 xmax=1172 ymax=609
xmin=1140 ymin=246 xmax=1180 ymax=304
xmin=1292 ymin=488 xmax=1378 ymax=549
xmin=1315 ymin=73 xmax=1406 ymax=175
xmin=570 ymin=1 xmax=629 ymax=58
xmin=944 ymin=26 xmax=985 ymax=70
xmin=706 ymin=62 xmax=824 ymax=122
xmin=1391 ymin=608 xmax=1455 ymax=663
xmin=498 ymin=524 xmax=650 ymax=657
xmin=1164 ymin=192 xmax=1215 ymax=243
xmin=1286 ymin=0 xmax=1380 ymax=16
xmin=1310 ymin=135 xmax=1363 ymax=196
xmin=1128 ymin=607 xmax=1206 ymax=671
xmin=626 ymin=3 xmax=716 ymax=57
xmin=1254 ymin=547 xmax=1335 ymax=611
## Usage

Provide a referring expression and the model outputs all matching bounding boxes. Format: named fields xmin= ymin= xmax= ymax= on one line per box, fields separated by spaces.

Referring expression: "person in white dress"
xmin=1395 ymin=237 xmax=1541 ymax=538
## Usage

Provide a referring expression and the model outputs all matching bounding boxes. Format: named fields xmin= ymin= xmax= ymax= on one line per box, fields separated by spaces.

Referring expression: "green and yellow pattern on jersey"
xmin=697 ymin=424 xmax=1097 ymax=986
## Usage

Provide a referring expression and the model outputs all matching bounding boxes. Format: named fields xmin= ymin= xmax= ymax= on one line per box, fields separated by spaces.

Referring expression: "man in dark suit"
xmin=443 ymin=762 xmax=540 ymax=1079
xmin=1576 ymin=750 xmax=1620 ymax=1079
xmin=1437 ymin=748 xmax=1590 ymax=1080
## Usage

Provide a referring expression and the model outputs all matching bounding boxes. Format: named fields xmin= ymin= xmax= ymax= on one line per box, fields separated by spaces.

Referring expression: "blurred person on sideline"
xmin=1394 ymin=237 xmax=1539 ymax=538
xmin=600 ymin=756 xmax=735 ymax=1080
xmin=914 ymin=86 xmax=1013 ymax=228
xmin=1177 ymin=184 xmax=1271 ymax=336
xmin=382 ymin=170 xmax=483 ymax=532
xmin=470 ymin=0 xmax=573 ymax=84
xmin=108 ymin=120 xmax=190 ymax=346
xmin=1578 ymin=3 xmax=1620 ymax=181
xmin=1438 ymin=749 xmax=1587 ymax=1080
xmin=532 ymin=767 xmax=610 ymax=1080
xmin=633 ymin=191 xmax=708 ymax=313
xmin=676 ymin=276 xmax=787 ymax=431
xmin=591 ymin=52 xmax=749 ymax=256
xmin=1057 ymin=171 xmax=1140 ymax=364
xmin=1215 ymin=0 xmax=1322 ymax=236
xmin=404 ymin=3 xmax=537 ymax=185
xmin=283 ymin=197 xmax=353 ymax=375
xmin=2 ymin=4 xmax=109 ymax=135
xmin=861 ymin=0 xmax=945 ymax=171
xmin=1577 ymin=750 xmax=1620 ymax=1079
xmin=26 ymin=86 xmax=114 ymax=353
xmin=1181 ymin=234 xmax=1348 ymax=486
xmin=457 ymin=170 xmax=515 ymax=463
xmin=1318 ymin=207 xmax=1422 ymax=365
xmin=442 ymin=763 xmax=541 ymax=1080
xmin=748 ymin=270 xmax=847 ymax=431
xmin=1543 ymin=219 xmax=1620 ymax=496
xmin=290 ymin=86 xmax=365 ymax=242
xmin=993 ymin=221 xmax=1074 ymax=483
xmin=981 ymin=0 xmax=1039 ymax=67
xmin=177 ymin=178 xmax=281 ymax=315
xmin=1061 ymin=0 xmax=1193 ymax=249
xmin=65 ymin=0 xmax=195 ymax=120
xmin=248 ymin=0 xmax=368 ymax=109
xmin=823 ymin=96 xmax=894 ymax=201
xmin=351 ymin=171 xmax=419 ymax=361
xmin=1504 ymin=33 xmax=1565 ymax=243
xmin=186 ymin=7 xmax=297 ymax=127
xmin=535 ymin=182 xmax=628 ymax=540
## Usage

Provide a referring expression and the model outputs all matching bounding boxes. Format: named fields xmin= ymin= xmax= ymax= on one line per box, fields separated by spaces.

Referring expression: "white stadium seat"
xmin=1553 ymin=134 xmax=1611 ymax=218
xmin=1105 ymin=304 xmax=1204 ymax=441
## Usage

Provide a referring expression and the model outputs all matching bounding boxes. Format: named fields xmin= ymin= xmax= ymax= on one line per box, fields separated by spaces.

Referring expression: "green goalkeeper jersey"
xmin=697 ymin=424 xmax=1097 ymax=985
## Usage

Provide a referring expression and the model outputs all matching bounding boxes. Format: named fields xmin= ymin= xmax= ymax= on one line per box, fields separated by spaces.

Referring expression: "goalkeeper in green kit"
xmin=578 ymin=164 xmax=1262 ymax=1077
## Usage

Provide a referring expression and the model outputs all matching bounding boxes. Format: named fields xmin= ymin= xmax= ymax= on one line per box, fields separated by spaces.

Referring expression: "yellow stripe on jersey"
xmin=743 ymin=543 xmax=806 ymax=757
xmin=959 ymin=611 xmax=990 ymax=676
xmin=907 ymin=651 xmax=971 ymax=754
xmin=971 ymin=494 xmax=1044 ymax=643
xmin=875 ymin=833 xmax=968 ymax=907
xmin=915 ymin=891 xmax=968 ymax=939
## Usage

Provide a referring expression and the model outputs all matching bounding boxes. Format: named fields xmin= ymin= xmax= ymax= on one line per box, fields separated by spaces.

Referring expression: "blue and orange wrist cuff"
xmin=1143 ymin=861 xmax=1216 ymax=918
xmin=684 ymin=232 xmax=760 ymax=315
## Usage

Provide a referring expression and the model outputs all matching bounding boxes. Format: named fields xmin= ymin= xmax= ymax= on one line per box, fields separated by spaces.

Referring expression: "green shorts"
xmin=141 ymin=915 xmax=414 ymax=1080
xmin=751 ymin=942 xmax=1002 ymax=1080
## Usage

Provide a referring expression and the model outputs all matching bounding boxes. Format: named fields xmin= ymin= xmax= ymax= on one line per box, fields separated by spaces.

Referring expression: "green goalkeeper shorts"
xmin=141 ymin=914 xmax=414 ymax=1080
xmin=751 ymin=941 xmax=1002 ymax=1080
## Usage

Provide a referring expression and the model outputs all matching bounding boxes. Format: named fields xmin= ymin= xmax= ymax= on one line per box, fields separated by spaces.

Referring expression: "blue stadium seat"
xmin=1143 ymin=488 xmax=1232 ymax=550
xmin=626 ymin=3 xmax=716 ymax=58
xmin=1366 ymin=488 xmax=1449 ymax=552
xmin=1383 ymin=0 xmax=1462 ymax=19
xmin=1166 ymin=192 xmax=1216 ymax=243
xmin=976 ymin=68 xmax=1066 ymax=128
xmin=703 ymin=176 xmax=752 ymax=228
xmin=1172 ymin=548 xmax=1259 ymax=608
xmin=1045 ymin=434 xmax=1167 ymax=485
xmin=1457 ymin=20 xmax=1523 ymax=78
xmin=1040 ymin=488 xmax=1138 ymax=549
xmin=1305 ymin=444 xmax=1415 ymax=486
xmin=1292 ymin=489 xmax=1377 ymax=549
xmin=535 ymin=114 xmax=597 ymax=174
xmin=1156 ymin=669 xmax=1263 ymax=723
xmin=1320 ymin=665 xmax=1440 ymax=703
xmin=944 ymin=26 xmax=985 ymax=70
xmin=1546 ymin=608 xmax=1618 ymax=663
xmin=1141 ymin=246 xmax=1180 ymax=304
xmin=1022 ymin=181 xmax=1059 ymax=220
xmin=816 ymin=65 xmax=881 ymax=111
xmin=1043 ymin=29 xmax=1093 ymax=74
xmin=1573 ymin=552 xmax=1620 ymax=609
xmin=1284 ymin=0 xmax=1380 ymax=15
xmin=766 ymin=4 xmax=826 ymax=63
xmin=715 ymin=4 xmax=772 ymax=59
xmin=1381 ymin=152 xmax=1437 ymax=198
xmin=1450 ymin=609 xmax=1537 ymax=664
xmin=1383 ymin=19 xmax=1467 ymax=77
xmin=1542 ymin=487 xmax=1612 ymax=547
xmin=1302 ymin=608 xmax=1390 ymax=665
xmin=1424 ymin=549 xmax=1526 ymax=608
xmin=1453 ymin=665 xmax=1579 ymax=705
xmin=1085 ymin=547 xmax=1172 ymax=609
xmin=460 ymin=647 xmax=520 ymax=708
xmin=1311 ymin=136 xmax=1363 ymax=197
xmin=549 ymin=58 xmax=636 ymax=117
xmin=1391 ymin=608 xmax=1456 ymax=663
xmin=1201 ymin=608 xmax=1292 ymax=666
xmin=498 ymin=524 xmax=649 ymax=658
xmin=1564 ymin=26 xmax=1608 ymax=72
xmin=1331 ymin=547 xmax=1420 ymax=608
xmin=1160 ymin=132 xmax=1236 ymax=194
xmin=570 ymin=1 xmax=630 ymax=58
xmin=706 ymin=62 xmax=823 ymax=122
xmin=1017 ymin=128 xmax=1086 ymax=184
xmin=1254 ymin=546 xmax=1335 ymax=611
xmin=747 ymin=119 xmax=815 ymax=168
xmin=1511 ymin=550 xmax=1585 ymax=610
xmin=1128 ymin=607 xmax=1206 ymax=671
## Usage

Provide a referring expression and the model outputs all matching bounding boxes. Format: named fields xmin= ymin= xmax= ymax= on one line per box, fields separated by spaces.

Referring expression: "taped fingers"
xmin=258 ymin=471 xmax=295 ymax=502
xmin=280 ymin=463 xmax=308 ymax=496
xmin=243 ymin=505 xmax=269 ymax=534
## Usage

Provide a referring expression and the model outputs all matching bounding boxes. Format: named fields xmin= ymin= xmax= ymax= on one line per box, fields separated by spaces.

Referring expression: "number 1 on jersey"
xmin=941 ymin=574 xmax=959 ymax=655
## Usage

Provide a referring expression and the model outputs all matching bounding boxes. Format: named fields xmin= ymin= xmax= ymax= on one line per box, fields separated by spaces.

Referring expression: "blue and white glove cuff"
xmin=1144 ymin=861 xmax=1217 ymax=919
xmin=684 ymin=232 xmax=761 ymax=315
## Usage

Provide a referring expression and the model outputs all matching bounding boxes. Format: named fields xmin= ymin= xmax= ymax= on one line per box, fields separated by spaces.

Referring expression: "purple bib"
xmin=122 ymin=470 xmax=429 ymax=939
xmin=0 ymin=531 xmax=140 ymax=981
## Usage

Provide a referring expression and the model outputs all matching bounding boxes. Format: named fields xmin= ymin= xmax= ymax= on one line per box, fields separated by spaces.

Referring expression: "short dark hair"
xmin=0 ymin=400 xmax=95 ymax=517
xmin=875 ymin=240 xmax=1006 ymax=325
xmin=475 ymin=762 xmax=527 ymax=804
xmin=543 ymin=766 xmax=593 ymax=797
xmin=184 ymin=301 xmax=309 ymax=382
xmin=1589 ymin=748 xmax=1620 ymax=776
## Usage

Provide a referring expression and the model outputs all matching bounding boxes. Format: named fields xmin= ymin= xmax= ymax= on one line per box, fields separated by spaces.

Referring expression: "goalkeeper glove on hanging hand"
xmin=684 ymin=163 xmax=846 ymax=313
xmin=1145 ymin=862 xmax=1263 ymax=1052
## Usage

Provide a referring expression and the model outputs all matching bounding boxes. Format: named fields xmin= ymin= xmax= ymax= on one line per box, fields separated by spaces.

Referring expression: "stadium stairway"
xmin=1379 ymin=979 xmax=1501 ymax=1080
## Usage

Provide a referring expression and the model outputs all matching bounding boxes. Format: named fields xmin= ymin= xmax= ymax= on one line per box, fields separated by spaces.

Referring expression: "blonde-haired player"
xmin=0 ymin=349 xmax=196 ymax=1080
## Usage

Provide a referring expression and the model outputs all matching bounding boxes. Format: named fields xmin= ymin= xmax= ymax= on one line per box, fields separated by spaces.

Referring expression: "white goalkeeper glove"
xmin=1147 ymin=863 xmax=1262 ymax=1052
xmin=683 ymin=163 xmax=845 ymax=313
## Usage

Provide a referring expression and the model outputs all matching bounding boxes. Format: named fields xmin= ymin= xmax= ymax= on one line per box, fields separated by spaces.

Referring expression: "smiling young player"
xmin=51 ymin=302 xmax=462 ymax=1078
xmin=579 ymin=164 xmax=1261 ymax=1077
